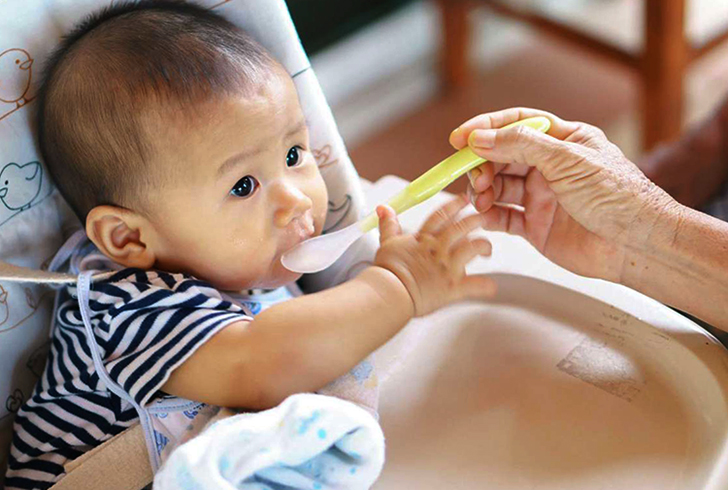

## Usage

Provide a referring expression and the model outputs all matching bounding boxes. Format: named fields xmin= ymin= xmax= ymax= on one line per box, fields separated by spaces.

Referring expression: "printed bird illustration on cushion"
xmin=0 ymin=162 xmax=43 ymax=211
xmin=0 ymin=285 xmax=9 ymax=328
xmin=0 ymin=49 xmax=34 ymax=110
xmin=324 ymin=194 xmax=353 ymax=233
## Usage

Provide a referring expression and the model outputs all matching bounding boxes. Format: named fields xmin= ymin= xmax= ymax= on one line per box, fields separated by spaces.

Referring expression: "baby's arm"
xmin=163 ymin=266 xmax=410 ymax=409
xmin=162 ymin=197 xmax=495 ymax=410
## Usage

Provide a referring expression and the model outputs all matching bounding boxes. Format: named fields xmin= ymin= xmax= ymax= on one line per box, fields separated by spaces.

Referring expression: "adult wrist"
xmin=621 ymin=180 xmax=683 ymax=251
xmin=617 ymin=200 xmax=728 ymax=329
xmin=619 ymin=193 xmax=687 ymax=291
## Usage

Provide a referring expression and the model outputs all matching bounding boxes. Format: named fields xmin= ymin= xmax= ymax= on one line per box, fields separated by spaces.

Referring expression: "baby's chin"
xmin=215 ymin=264 xmax=302 ymax=292
xmin=254 ymin=269 xmax=303 ymax=290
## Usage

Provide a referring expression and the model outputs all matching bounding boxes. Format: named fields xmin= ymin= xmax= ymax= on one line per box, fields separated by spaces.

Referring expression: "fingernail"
xmin=450 ymin=127 xmax=461 ymax=139
xmin=470 ymin=129 xmax=496 ymax=149
xmin=467 ymin=171 xmax=476 ymax=188
xmin=475 ymin=194 xmax=488 ymax=212
xmin=475 ymin=174 xmax=488 ymax=191
xmin=468 ymin=167 xmax=482 ymax=186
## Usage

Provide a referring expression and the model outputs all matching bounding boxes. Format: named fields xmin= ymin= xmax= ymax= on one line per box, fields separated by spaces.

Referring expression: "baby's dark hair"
xmin=38 ymin=0 xmax=275 ymax=222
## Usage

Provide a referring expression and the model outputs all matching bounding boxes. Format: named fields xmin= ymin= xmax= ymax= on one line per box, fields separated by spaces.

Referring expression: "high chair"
xmin=4 ymin=1 xmax=728 ymax=489
xmin=0 ymin=1 xmax=378 ymax=488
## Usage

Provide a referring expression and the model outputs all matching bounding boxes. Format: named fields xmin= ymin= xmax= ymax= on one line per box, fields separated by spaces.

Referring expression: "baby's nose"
xmin=272 ymin=181 xmax=312 ymax=227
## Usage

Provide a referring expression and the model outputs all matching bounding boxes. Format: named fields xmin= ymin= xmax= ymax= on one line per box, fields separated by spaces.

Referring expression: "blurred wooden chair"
xmin=437 ymin=0 xmax=728 ymax=151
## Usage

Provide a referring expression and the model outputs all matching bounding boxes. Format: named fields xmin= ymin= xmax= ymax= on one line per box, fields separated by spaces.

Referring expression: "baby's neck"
xmin=243 ymin=287 xmax=277 ymax=296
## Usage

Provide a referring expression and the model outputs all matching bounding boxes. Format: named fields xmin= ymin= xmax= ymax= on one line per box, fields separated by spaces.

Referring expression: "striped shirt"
xmin=5 ymin=268 xmax=251 ymax=489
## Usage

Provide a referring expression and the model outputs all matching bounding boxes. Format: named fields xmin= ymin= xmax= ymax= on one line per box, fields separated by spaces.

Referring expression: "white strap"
xmin=2 ymin=236 xmax=154 ymax=489
xmin=76 ymin=271 xmax=161 ymax=472
xmin=0 ymin=260 xmax=77 ymax=284
xmin=0 ymin=228 xmax=114 ymax=284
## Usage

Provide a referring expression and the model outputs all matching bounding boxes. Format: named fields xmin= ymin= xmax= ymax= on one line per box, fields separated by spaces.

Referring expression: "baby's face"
xmin=146 ymin=68 xmax=328 ymax=290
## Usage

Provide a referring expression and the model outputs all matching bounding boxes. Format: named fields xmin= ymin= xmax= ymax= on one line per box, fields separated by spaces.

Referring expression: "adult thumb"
xmin=468 ymin=125 xmax=573 ymax=180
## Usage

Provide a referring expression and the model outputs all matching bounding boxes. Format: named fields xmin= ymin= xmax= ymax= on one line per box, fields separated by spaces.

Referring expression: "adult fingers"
xmin=494 ymin=174 xmax=526 ymax=206
xmin=456 ymin=274 xmax=498 ymax=302
xmin=467 ymin=162 xmax=495 ymax=193
xmin=468 ymin=125 xmax=575 ymax=181
xmin=497 ymin=162 xmax=530 ymax=177
xmin=481 ymin=205 xmax=527 ymax=238
xmin=469 ymin=173 xmax=527 ymax=212
xmin=450 ymin=237 xmax=492 ymax=272
xmin=419 ymin=194 xmax=469 ymax=236
xmin=468 ymin=162 xmax=530 ymax=194
xmin=376 ymin=205 xmax=401 ymax=245
xmin=470 ymin=186 xmax=495 ymax=213
xmin=449 ymin=107 xmax=579 ymax=149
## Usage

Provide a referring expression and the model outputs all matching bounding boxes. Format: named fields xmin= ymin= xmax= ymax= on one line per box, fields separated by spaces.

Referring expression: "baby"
xmin=5 ymin=1 xmax=495 ymax=488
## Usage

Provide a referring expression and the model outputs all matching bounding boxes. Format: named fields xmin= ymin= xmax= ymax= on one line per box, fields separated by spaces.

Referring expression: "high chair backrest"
xmin=0 ymin=0 xmax=377 ymax=483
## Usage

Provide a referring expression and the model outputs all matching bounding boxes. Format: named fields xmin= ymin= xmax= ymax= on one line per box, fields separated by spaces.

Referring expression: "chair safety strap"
xmin=49 ymin=424 xmax=152 ymax=490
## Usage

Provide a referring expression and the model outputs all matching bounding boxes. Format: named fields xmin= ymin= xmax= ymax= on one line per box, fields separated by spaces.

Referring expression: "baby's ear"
xmin=85 ymin=205 xmax=157 ymax=269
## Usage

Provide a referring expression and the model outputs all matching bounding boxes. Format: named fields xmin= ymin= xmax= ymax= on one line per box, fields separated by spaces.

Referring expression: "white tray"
xmin=363 ymin=176 xmax=728 ymax=490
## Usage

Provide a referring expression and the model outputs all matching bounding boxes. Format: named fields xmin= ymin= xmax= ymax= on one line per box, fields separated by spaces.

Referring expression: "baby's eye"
xmin=230 ymin=175 xmax=258 ymax=198
xmin=286 ymin=146 xmax=303 ymax=168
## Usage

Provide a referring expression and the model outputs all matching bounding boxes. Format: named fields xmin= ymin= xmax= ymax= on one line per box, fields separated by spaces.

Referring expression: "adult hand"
xmin=449 ymin=107 xmax=680 ymax=283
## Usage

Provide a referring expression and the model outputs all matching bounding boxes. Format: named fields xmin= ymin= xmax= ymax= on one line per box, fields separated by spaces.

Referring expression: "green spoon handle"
xmin=359 ymin=116 xmax=551 ymax=233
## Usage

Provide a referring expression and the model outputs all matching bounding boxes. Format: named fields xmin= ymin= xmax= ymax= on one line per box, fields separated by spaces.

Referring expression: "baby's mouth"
xmin=286 ymin=212 xmax=315 ymax=246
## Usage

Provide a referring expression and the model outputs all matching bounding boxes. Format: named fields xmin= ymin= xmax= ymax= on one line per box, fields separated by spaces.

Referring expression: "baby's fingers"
xmin=419 ymin=194 xmax=469 ymax=236
xmin=456 ymin=274 xmax=498 ymax=302
xmin=376 ymin=205 xmax=402 ymax=245
xmin=437 ymin=213 xmax=487 ymax=249
xmin=451 ymin=237 xmax=492 ymax=272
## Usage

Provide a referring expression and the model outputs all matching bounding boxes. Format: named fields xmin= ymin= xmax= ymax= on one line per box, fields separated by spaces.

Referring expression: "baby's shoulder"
xmin=69 ymin=268 xmax=225 ymax=311
xmin=104 ymin=268 xmax=211 ymax=291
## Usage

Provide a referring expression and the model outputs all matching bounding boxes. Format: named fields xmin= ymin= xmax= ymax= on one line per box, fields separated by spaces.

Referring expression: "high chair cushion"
xmin=0 ymin=0 xmax=376 ymax=483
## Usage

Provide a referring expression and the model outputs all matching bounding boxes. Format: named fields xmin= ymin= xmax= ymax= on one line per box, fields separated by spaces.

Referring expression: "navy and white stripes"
xmin=5 ymin=268 xmax=249 ymax=489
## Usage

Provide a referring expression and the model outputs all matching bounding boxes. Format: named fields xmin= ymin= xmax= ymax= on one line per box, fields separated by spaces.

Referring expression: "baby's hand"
xmin=374 ymin=195 xmax=496 ymax=317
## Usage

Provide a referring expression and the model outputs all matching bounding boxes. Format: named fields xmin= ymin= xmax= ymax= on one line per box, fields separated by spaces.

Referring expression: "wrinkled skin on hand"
xmin=450 ymin=107 xmax=681 ymax=283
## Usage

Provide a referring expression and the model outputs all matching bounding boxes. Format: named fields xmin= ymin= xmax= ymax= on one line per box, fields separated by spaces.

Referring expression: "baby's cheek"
xmin=210 ymin=261 xmax=264 ymax=291
xmin=310 ymin=184 xmax=328 ymax=234
xmin=315 ymin=202 xmax=327 ymax=234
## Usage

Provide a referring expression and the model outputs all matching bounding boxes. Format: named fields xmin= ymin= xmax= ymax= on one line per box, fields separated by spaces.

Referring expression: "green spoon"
xmin=282 ymin=116 xmax=551 ymax=274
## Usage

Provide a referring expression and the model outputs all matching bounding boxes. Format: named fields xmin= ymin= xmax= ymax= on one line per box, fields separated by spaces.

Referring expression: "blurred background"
xmin=286 ymin=0 xmax=728 ymax=193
